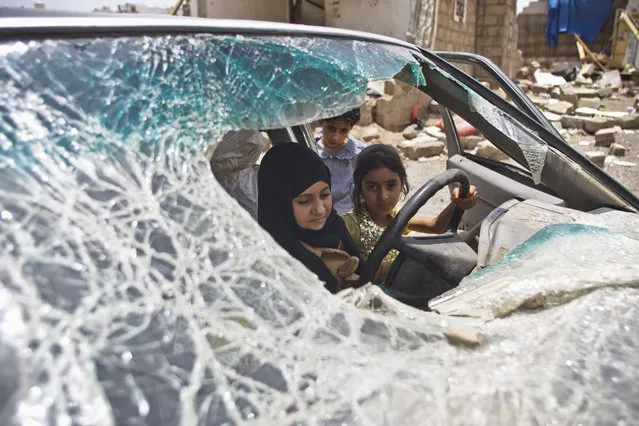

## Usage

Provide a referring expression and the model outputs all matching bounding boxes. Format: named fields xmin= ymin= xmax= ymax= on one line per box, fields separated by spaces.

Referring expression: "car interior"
xmin=207 ymin=54 xmax=639 ymax=311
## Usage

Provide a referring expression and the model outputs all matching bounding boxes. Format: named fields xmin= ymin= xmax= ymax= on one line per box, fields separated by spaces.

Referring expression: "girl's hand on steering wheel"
xmin=451 ymin=185 xmax=478 ymax=210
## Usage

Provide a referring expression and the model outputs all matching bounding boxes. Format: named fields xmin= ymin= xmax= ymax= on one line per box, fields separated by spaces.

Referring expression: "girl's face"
xmin=361 ymin=167 xmax=402 ymax=219
xmin=292 ymin=181 xmax=332 ymax=230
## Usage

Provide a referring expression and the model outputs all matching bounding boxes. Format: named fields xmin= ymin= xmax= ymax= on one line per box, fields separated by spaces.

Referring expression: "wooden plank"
xmin=575 ymin=35 xmax=607 ymax=71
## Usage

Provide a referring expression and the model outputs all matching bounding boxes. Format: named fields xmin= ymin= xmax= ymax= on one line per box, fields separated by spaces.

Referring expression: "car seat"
xmin=210 ymin=130 xmax=265 ymax=220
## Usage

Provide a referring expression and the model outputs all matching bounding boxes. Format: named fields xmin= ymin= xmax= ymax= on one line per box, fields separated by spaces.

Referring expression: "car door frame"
xmin=414 ymin=47 xmax=639 ymax=214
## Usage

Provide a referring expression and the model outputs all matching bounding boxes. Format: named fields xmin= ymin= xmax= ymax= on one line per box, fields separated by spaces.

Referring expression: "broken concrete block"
xmin=599 ymin=69 xmax=622 ymax=89
xmin=609 ymin=143 xmax=627 ymax=156
xmin=424 ymin=126 xmax=447 ymax=141
xmin=361 ymin=126 xmax=381 ymax=142
xmin=531 ymin=83 xmax=552 ymax=94
xmin=544 ymin=100 xmax=574 ymax=115
xmin=550 ymin=87 xmax=561 ymax=99
xmin=399 ymin=136 xmax=444 ymax=159
xmin=402 ymin=124 xmax=420 ymax=140
xmin=578 ymin=97 xmax=602 ymax=109
xmin=384 ymin=80 xmax=399 ymax=96
xmin=560 ymin=115 xmax=587 ymax=129
xmin=559 ymin=86 xmax=578 ymax=105
xmin=475 ymin=140 xmax=508 ymax=161
xmin=528 ymin=95 xmax=550 ymax=107
xmin=534 ymin=70 xmax=566 ymax=86
xmin=358 ymin=98 xmax=376 ymax=126
xmin=585 ymin=151 xmax=606 ymax=167
xmin=583 ymin=117 xmax=618 ymax=134
xmin=594 ymin=127 xmax=621 ymax=147
xmin=375 ymin=87 xmax=432 ymax=131
xmin=575 ymin=107 xmax=598 ymax=117
xmin=618 ymin=113 xmax=639 ymax=129
xmin=460 ymin=135 xmax=482 ymax=150
xmin=597 ymin=87 xmax=613 ymax=98
xmin=574 ymin=87 xmax=600 ymax=98
xmin=543 ymin=111 xmax=562 ymax=122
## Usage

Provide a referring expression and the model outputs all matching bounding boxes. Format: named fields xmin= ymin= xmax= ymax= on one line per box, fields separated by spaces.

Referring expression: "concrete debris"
xmin=609 ymin=143 xmax=627 ymax=157
xmin=534 ymin=70 xmax=566 ymax=86
xmin=531 ymin=83 xmax=552 ymax=94
xmin=577 ymin=97 xmax=602 ymax=109
xmin=597 ymin=87 xmax=613 ymax=98
xmin=529 ymin=95 xmax=550 ymax=107
xmin=399 ymin=136 xmax=444 ymax=159
xmin=598 ymin=69 xmax=622 ymax=89
xmin=361 ymin=126 xmax=381 ymax=142
xmin=358 ymin=98 xmax=376 ymax=126
xmin=460 ymin=135 xmax=483 ymax=151
xmin=424 ymin=126 xmax=447 ymax=141
xmin=606 ymin=158 xmax=636 ymax=167
xmin=544 ymin=100 xmax=574 ymax=115
xmin=376 ymin=79 xmax=431 ymax=131
xmin=578 ymin=140 xmax=592 ymax=146
xmin=618 ymin=114 xmax=639 ymax=129
xmin=560 ymin=115 xmax=587 ymax=129
xmin=543 ymin=111 xmax=562 ymax=122
xmin=574 ymin=107 xmax=599 ymax=117
xmin=402 ymin=124 xmax=420 ymax=140
xmin=585 ymin=151 xmax=606 ymax=167
xmin=583 ymin=117 xmax=618 ymax=135
xmin=474 ymin=140 xmax=509 ymax=161
xmin=594 ymin=126 xmax=622 ymax=147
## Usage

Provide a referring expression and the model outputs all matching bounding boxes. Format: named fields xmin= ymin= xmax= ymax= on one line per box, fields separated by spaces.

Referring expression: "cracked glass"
xmin=1 ymin=32 xmax=638 ymax=426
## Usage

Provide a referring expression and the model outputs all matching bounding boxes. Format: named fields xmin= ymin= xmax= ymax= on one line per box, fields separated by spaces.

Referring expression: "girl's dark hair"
xmin=324 ymin=108 xmax=361 ymax=127
xmin=351 ymin=144 xmax=410 ymax=215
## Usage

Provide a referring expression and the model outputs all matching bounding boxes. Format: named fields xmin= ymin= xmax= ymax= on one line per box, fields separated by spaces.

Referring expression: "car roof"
xmin=0 ymin=9 xmax=418 ymax=52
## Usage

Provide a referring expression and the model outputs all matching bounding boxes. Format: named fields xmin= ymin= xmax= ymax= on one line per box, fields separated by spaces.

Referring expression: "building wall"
xmin=324 ymin=0 xmax=412 ymax=40
xmin=297 ymin=0 xmax=325 ymax=26
xmin=435 ymin=0 xmax=477 ymax=53
xmin=193 ymin=0 xmax=289 ymax=22
xmin=517 ymin=0 xmax=627 ymax=64
xmin=475 ymin=0 xmax=519 ymax=78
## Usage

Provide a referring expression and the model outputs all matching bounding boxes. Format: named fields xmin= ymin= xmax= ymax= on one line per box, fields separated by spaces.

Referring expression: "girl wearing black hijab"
xmin=258 ymin=143 xmax=363 ymax=293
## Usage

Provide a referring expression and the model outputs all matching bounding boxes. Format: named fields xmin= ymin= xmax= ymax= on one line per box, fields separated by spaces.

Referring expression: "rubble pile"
xmin=351 ymin=60 xmax=639 ymax=169
xmin=516 ymin=59 xmax=639 ymax=168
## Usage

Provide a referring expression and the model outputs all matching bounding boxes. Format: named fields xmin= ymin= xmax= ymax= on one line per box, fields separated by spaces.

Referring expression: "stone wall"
xmin=434 ymin=0 xmax=477 ymax=53
xmin=475 ymin=0 xmax=519 ymax=78
xmin=517 ymin=0 xmax=627 ymax=65
xmin=434 ymin=0 xmax=478 ymax=75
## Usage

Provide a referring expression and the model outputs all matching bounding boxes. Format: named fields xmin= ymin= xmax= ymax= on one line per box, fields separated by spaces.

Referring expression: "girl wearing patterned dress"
xmin=343 ymin=145 xmax=478 ymax=281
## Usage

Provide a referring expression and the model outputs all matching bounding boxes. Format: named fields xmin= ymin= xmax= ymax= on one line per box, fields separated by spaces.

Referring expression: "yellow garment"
xmin=343 ymin=206 xmax=410 ymax=270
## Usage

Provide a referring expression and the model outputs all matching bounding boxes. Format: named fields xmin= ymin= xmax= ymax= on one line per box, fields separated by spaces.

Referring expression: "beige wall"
xmin=194 ymin=0 xmax=289 ymax=22
xmin=475 ymin=0 xmax=519 ymax=78
xmin=435 ymin=0 xmax=477 ymax=52
xmin=325 ymin=0 xmax=412 ymax=40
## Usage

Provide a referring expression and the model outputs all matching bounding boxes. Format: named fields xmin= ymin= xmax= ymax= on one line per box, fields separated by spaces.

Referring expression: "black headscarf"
xmin=258 ymin=143 xmax=362 ymax=293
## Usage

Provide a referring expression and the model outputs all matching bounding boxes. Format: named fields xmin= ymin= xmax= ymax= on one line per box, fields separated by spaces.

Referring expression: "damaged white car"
xmin=1 ymin=12 xmax=639 ymax=426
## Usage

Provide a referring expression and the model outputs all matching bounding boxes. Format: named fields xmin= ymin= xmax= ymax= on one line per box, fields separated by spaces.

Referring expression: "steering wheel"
xmin=358 ymin=169 xmax=470 ymax=286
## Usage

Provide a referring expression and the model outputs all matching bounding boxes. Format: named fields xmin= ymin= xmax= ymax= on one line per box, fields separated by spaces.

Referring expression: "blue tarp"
xmin=546 ymin=0 xmax=614 ymax=47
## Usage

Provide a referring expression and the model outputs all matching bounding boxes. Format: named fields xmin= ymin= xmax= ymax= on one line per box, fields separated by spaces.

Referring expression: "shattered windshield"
xmin=1 ymin=31 xmax=638 ymax=425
